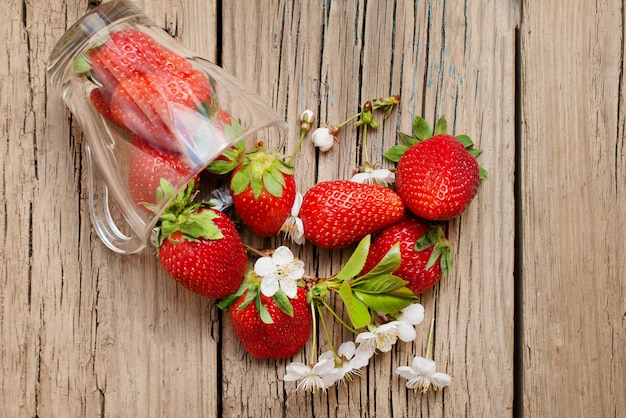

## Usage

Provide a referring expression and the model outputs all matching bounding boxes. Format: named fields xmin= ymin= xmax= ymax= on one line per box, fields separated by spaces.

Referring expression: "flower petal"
xmin=280 ymin=277 xmax=298 ymax=299
xmin=254 ymin=256 xmax=276 ymax=276
xmin=400 ymin=303 xmax=425 ymax=325
xmin=430 ymin=372 xmax=452 ymax=389
xmin=411 ymin=356 xmax=436 ymax=376
xmin=284 ymin=362 xmax=310 ymax=381
xmin=272 ymin=246 xmax=295 ymax=265
xmin=395 ymin=365 xmax=419 ymax=380
xmin=397 ymin=321 xmax=417 ymax=342
xmin=260 ymin=275 xmax=279 ymax=297
xmin=350 ymin=172 xmax=370 ymax=184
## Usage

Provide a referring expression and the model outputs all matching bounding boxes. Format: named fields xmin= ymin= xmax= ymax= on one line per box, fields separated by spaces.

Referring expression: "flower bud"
xmin=311 ymin=127 xmax=336 ymax=152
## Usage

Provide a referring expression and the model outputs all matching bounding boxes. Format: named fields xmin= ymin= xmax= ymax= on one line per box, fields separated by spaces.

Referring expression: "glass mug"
xmin=48 ymin=0 xmax=286 ymax=254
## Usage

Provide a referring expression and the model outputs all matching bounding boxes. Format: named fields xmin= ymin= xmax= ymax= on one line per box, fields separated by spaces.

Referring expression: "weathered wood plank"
xmin=220 ymin=1 xmax=518 ymax=417
xmin=519 ymin=1 xmax=626 ymax=416
xmin=1 ymin=0 xmax=520 ymax=417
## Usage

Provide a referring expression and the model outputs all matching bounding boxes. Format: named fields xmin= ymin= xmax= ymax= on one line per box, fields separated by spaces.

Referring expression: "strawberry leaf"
xmin=356 ymin=243 xmax=401 ymax=281
xmin=398 ymin=132 xmax=418 ymax=146
xmin=230 ymin=169 xmax=250 ymax=195
xmin=217 ymin=281 xmax=249 ymax=309
xmin=275 ymin=159 xmax=296 ymax=175
xmin=384 ymin=144 xmax=409 ymax=163
xmin=224 ymin=118 xmax=244 ymax=141
xmin=353 ymin=290 xmax=416 ymax=314
xmin=272 ymin=289 xmax=294 ymax=317
xmin=413 ymin=115 xmax=433 ymax=140
xmin=351 ymin=274 xmax=408 ymax=294
xmin=456 ymin=134 xmax=474 ymax=149
xmin=182 ymin=210 xmax=224 ymax=241
xmin=338 ymin=281 xmax=371 ymax=329
xmin=249 ymin=173 xmax=264 ymax=198
xmin=263 ymin=165 xmax=285 ymax=197
xmin=336 ymin=235 xmax=371 ymax=281
xmin=256 ymin=296 xmax=274 ymax=324
xmin=479 ymin=166 xmax=489 ymax=180
xmin=434 ymin=115 xmax=448 ymax=135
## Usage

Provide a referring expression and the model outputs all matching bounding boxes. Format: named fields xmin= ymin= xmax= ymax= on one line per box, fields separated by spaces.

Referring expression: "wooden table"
xmin=1 ymin=0 xmax=624 ymax=416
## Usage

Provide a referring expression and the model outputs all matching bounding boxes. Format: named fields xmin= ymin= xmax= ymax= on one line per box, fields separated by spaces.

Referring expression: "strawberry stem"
xmin=319 ymin=298 xmax=358 ymax=334
xmin=316 ymin=304 xmax=338 ymax=360
xmin=425 ymin=317 xmax=435 ymax=359
xmin=309 ymin=301 xmax=317 ymax=365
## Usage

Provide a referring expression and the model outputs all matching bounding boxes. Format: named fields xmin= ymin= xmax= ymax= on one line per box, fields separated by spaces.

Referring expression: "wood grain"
xmin=0 ymin=0 xmax=622 ymax=417
xmin=519 ymin=1 xmax=626 ymax=416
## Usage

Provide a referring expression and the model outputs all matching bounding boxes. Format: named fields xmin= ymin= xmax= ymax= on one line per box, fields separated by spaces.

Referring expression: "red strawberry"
xmin=79 ymin=29 xmax=191 ymax=93
xmin=390 ymin=116 xmax=484 ymax=221
xmin=127 ymin=135 xmax=198 ymax=210
xmin=90 ymin=88 xmax=117 ymax=124
xmin=157 ymin=203 xmax=247 ymax=299
xmin=110 ymin=68 xmax=212 ymax=152
xmin=227 ymin=285 xmax=311 ymax=359
xmin=229 ymin=144 xmax=296 ymax=237
xmin=299 ymin=180 xmax=405 ymax=249
xmin=361 ymin=217 xmax=452 ymax=295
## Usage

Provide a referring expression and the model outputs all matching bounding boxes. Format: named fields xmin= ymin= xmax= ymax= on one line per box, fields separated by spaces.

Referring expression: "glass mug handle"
xmin=86 ymin=143 xmax=147 ymax=254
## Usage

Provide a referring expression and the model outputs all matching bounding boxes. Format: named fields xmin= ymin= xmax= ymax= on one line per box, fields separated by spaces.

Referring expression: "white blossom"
xmin=280 ymin=192 xmax=305 ymax=245
xmin=395 ymin=303 xmax=425 ymax=342
xmin=350 ymin=168 xmax=395 ymax=186
xmin=311 ymin=127 xmax=336 ymax=152
xmin=355 ymin=322 xmax=401 ymax=357
xmin=255 ymin=246 xmax=304 ymax=299
xmin=396 ymin=356 xmax=452 ymax=393
xmin=283 ymin=358 xmax=342 ymax=392
xmin=208 ymin=185 xmax=233 ymax=211
xmin=319 ymin=341 xmax=370 ymax=385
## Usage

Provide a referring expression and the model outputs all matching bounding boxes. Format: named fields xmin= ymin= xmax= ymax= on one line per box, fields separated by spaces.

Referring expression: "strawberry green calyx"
xmin=230 ymin=144 xmax=295 ymax=199
xmin=218 ymin=270 xmax=295 ymax=324
xmin=415 ymin=223 xmax=453 ymax=278
xmin=385 ymin=115 xmax=487 ymax=178
xmin=206 ymin=139 xmax=246 ymax=175
xmin=155 ymin=179 xmax=224 ymax=246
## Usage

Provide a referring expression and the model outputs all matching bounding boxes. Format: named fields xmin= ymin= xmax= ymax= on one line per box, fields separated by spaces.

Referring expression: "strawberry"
xmin=110 ymin=68 xmax=212 ymax=152
xmin=229 ymin=144 xmax=296 ymax=237
xmin=361 ymin=216 xmax=452 ymax=295
xmin=157 ymin=189 xmax=247 ymax=299
xmin=226 ymin=284 xmax=311 ymax=359
xmin=299 ymin=180 xmax=405 ymax=249
xmin=75 ymin=29 xmax=191 ymax=93
xmin=388 ymin=116 xmax=485 ymax=221
xmin=90 ymin=88 xmax=117 ymax=124
xmin=127 ymin=135 xmax=198 ymax=210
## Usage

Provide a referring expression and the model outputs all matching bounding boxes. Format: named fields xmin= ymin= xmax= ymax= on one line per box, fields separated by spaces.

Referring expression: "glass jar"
xmin=48 ymin=0 xmax=286 ymax=254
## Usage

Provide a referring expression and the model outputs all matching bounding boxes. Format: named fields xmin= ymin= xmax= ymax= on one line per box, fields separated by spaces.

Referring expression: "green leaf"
xmin=398 ymin=131 xmax=418 ymax=146
xmin=275 ymin=159 xmax=296 ymax=175
xmin=249 ymin=173 xmax=264 ymax=198
xmin=352 ymin=274 xmax=408 ymax=294
xmin=217 ymin=282 xmax=249 ymax=309
xmin=456 ymin=134 xmax=474 ymax=148
xmin=256 ymin=296 xmax=274 ymax=324
xmin=357 ymin=243 xmax=401 ymax=281
xmin=73 ymin=53 xmax=92 ymax=75
xmin=479 ymin=166 xmax=489 ymax=180
xmin=206 ymin=159 xmax=237 ymax=175
xmin=413 ymin=115 xmax=433 ymax=140
xmin=338 ymin=281 xmax=371 ymax=329
xmin=434 ymin=115 xmax=448 ymax=135
xmin=353 ymin=290 xmax=416 ymax=314
xmin=224 ymin=118 xmax=244 ymax=141
xmin=230 ymin=169 xmax=250 ymax=195
xmin=263 ymin=165 xmax=285 ymax=197
xmin=272 ymin=289 xmax=294 ymax=317
xmin=182 ymin=210 xmax=224 ymax=241
xmin=336 ymin=235 xmax=371 ymax=281
xmin=384 ymin=144 xmax=409 ymax=163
